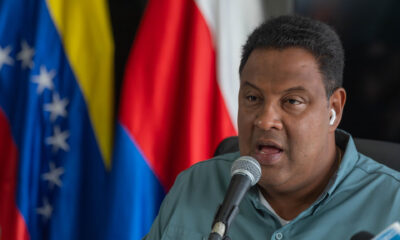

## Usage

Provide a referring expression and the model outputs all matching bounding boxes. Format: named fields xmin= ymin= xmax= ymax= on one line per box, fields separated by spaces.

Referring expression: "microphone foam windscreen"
xmin=231 ymin=156 xmax=261 ymax=185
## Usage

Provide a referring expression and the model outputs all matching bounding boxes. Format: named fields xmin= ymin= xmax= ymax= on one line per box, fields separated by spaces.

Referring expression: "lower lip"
xmin=253 ymin=150 xmax=283 ymax=165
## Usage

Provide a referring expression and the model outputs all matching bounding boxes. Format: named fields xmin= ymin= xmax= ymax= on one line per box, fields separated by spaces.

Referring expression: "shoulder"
xmin=145 ymin=152 xmax=239 ymax=239
xmin=336 ymin=153 xmax=400 ymax=207
xmin=167 ymin=152 xmax=238 ymax=199
xmin=160 ymin=151 xmax=239 ymax=208
xmin=354 ymin=153 xmax=400 ymax=183
xmin=175 ymin=151 xmax=238 ymax=182
xmin=336 ymin=130 xmax=400 ymax=186
xmin=343 ymin=154 xmax=400 ymax=222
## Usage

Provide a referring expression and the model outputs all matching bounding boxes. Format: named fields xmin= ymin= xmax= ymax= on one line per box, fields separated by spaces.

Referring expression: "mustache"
xmin=252 ymin=131 xmax=286 ymax=149
xmin=255 ymin=130 xmax=285 ymax=142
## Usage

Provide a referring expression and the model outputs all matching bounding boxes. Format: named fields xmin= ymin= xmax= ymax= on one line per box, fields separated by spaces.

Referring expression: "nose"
xmin=254 ymin=104 xmax=283 ymax=131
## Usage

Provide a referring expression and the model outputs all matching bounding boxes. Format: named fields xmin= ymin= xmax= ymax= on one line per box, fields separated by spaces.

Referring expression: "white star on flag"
xmin=36 ymin=198 xmax=53 ymax=221
xmin=44 ymin=93 xmax=69 ymax=122
xmin=16 ymin=40 xmax=35 ymax=69
xmin=42 ymin=162 xmax=64 ymax=189
xmin=31 ymin=65 xmax=55 ymax=94
xmin=0 ymin=45 xmax=14 ymax=70
xmin=46 ymin=126 xmax=70 ymax=153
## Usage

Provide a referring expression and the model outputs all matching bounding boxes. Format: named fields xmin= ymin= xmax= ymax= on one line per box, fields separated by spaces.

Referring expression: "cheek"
xmin=237 ymin=108 xmax=255 ymax=155
xmin=286 ymin=111 xmax=328 ymax=160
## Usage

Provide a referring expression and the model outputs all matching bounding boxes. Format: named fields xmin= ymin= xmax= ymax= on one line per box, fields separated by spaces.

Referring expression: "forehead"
xmin=240 ymin=47 xmax=325 ymax=95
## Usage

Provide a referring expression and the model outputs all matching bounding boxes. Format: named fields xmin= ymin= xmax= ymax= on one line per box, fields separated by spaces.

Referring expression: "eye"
xmin=282 ymin=96 xmax=307 ymax=112
xmin=287 ymin=99 xmax=302 ymax=105
xmin=246 ymin=95 xmax=258 ymax=102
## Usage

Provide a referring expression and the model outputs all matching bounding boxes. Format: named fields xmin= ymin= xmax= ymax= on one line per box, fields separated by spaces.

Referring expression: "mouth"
xmin=253 ymin=140 xmax=283 ymax=165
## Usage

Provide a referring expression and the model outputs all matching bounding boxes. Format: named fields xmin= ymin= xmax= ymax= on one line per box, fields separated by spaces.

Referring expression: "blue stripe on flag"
xmin=0 ymin=0 xmax=109 ymax=239
xmin=107 ymin=123 xmax=165 ymax=239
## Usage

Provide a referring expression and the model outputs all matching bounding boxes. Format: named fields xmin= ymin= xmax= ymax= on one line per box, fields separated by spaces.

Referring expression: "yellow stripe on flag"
xmin=46 ymin=0 xmax=114 ymax=168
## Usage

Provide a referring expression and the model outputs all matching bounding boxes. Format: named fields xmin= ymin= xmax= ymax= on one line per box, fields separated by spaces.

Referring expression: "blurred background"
xmin=110 ymin=0 xmax=400 ymax=143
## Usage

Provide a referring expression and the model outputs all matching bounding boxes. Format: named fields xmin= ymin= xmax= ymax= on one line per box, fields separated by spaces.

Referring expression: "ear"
xmin=328 ymin=88 xmax=346 ymax=132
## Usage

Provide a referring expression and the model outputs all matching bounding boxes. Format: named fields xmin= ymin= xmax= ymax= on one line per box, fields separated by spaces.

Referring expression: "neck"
xmin=260 ymin=142 xmax=341 ymax=220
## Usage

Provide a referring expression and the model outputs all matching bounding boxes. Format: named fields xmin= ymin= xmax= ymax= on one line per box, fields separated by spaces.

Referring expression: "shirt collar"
xmin=326 ymin=129 xmax=359 ymax=195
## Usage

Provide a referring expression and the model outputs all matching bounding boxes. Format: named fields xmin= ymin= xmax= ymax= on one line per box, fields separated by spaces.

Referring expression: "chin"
xmin=258 ymin=173 xmax=289 ymax=189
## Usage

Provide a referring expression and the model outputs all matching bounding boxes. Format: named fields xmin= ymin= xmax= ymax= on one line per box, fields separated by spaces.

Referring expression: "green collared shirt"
xmin=145 ymin=131 xmax=400 ymax=239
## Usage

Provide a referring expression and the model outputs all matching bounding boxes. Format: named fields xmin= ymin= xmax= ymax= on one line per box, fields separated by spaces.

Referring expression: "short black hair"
xmin=239 ymin=15 xmax=344 ymax=97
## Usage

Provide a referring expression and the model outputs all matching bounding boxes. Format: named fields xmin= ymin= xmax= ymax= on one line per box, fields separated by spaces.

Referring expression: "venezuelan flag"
xmin=0 ymin=0 xmax=113 ymax=239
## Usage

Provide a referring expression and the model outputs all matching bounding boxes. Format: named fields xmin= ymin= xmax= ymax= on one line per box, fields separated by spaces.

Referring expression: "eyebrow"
xmin=280 ymin=86 xmax=308 ymax=94
xmin=242 ymin=81 xmax=260 ymax=90
xmin=242 ymin=81 xmax=308 ymax=94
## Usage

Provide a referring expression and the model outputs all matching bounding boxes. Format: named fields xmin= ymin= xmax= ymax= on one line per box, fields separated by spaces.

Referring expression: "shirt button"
xmin=275 ymin=232 xmax=283 ymax=240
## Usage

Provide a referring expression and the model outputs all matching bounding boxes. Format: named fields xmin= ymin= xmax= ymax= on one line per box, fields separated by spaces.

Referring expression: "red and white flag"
xmin=109 ymin=0 xmax=292 ymax=239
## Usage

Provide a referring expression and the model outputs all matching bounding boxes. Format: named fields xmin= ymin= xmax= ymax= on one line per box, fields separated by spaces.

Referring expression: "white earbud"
xmin=329 ymin=109 xmax=336 ymax=126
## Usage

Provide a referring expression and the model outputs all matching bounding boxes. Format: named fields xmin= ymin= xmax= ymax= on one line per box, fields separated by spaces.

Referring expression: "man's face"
xmin=238 ymin=47 xmax=333 ymax=192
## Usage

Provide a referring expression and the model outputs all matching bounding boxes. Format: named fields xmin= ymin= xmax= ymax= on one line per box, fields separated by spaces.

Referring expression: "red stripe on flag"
xmin=120 ymin=0 xmax=237 ymax=190
xmin=0 ymin=109 xmax=30 ymax=240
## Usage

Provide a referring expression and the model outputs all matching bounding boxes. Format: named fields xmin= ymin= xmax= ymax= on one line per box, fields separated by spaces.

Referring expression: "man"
xmin=144 ymin=15 xmax=400 ymax=239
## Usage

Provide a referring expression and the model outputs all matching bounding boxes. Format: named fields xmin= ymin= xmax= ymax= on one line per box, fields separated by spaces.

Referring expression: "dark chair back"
xmin=214 ymin=136 xmax=400 ymax=171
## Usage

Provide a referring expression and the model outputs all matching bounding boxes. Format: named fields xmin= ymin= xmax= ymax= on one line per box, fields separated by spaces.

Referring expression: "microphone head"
xmin=350 ymin=231 xmax=374 ymax=240
xmin=231 ymin=156 xmax=261 ymax=186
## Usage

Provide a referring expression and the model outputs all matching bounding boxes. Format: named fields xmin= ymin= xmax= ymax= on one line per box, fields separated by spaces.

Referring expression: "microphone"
xmin=351 ymin=222 xmax=400 ymax=240
xmin=208 ymin=156 xmax=261 ymax=240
